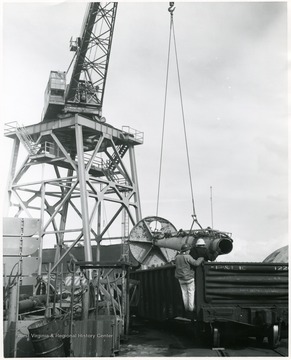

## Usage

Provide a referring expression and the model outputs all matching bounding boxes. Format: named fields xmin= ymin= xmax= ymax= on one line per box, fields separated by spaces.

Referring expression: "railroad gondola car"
xmin=130 ymin=262 xmax=288 ymax=348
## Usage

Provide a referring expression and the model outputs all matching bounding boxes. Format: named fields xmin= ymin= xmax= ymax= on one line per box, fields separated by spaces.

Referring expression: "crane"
xmin=4 ymin=4 xmax=143 ymax=354
xmin=42 ymin=2 xmax=117 ymax=122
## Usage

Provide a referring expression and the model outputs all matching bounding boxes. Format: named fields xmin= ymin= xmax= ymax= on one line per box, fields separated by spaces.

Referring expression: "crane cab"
xmin=42 ymin=71 xmax=66 ymax=121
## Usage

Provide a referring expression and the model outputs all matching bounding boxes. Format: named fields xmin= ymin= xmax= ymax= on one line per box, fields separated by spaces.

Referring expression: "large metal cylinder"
xmin=129 ymin=216 xmax=233 ymax=267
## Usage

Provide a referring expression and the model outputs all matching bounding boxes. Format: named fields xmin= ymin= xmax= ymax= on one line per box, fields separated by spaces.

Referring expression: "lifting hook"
xmin=168 ymin=2 xmax=175 ymax=15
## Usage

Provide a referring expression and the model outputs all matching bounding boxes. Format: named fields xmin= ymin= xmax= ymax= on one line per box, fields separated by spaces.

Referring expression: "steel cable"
xmin=172 ymin=20 xmax=199 ymax=222
xmin=156 ymin=4 xmax=200 ymax=228
xmin=155 ymin=11 xmax=173 ymax=221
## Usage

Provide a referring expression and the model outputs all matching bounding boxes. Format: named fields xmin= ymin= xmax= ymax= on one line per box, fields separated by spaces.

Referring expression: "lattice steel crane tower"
xmin=4 ymin=2 xmax=143 ymax=270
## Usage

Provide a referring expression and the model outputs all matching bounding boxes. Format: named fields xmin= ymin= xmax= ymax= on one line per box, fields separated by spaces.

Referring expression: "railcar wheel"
xmin=213 ymin=327 xmax=221 ymax=348
xmin=268 ymin=325 xmax=280 ymax=349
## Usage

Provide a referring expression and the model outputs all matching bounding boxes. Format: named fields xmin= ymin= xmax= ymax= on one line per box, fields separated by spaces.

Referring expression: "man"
xmin=191 ymin=238 xmax=216 ymax=261
xmin=174 ymin=244 xmax=204 ymax=313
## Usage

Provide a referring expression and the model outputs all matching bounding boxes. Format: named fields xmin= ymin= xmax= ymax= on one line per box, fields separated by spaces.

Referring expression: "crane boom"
xmin=42 ymin=2 xmax=118 ymax=122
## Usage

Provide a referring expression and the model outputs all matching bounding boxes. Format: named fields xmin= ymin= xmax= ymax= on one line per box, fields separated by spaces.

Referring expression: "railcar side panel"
xmin=195 ymin=262 xmax=288 ymax=327
xmin=130 ymin=265 xmax=184 ymax=321
xmin=131 ymin=262 xmax=288 ymax=327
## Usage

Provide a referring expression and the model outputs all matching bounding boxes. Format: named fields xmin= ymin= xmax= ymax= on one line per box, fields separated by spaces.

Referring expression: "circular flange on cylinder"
xmin=128 ymin=216 xmax=178 ymax=267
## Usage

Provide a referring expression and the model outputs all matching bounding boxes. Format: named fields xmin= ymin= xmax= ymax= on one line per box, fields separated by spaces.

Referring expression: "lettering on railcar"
xmin=210 ymin=264 xmax=248 ymax=271
xmin=210 ymin=265 xmax=235 ymax=270
xmin=210 ymin=265 xmax=232 ymax=270
xmin=274 ymin=265 xmax=288 ymax=271
xmin=209 ymin=264 xmax=288 ymax=271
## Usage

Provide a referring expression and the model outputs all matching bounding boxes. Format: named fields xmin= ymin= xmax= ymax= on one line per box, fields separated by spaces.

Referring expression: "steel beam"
xmin=129 ymin=145 xmax=142 ymax=221
xmin=75 ymin=123 xmax=93 ymax=263
xmin=4 ymin=138 xmax=20 ymax=216
xmin=54 ymin=167 xmax=74 ymax=265
xmin=5 ymin=115 xmax=142 ymax=269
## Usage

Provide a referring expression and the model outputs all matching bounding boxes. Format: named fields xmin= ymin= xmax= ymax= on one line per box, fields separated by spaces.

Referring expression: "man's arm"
xmin=186 ymin=255 xmax=204 ymax=267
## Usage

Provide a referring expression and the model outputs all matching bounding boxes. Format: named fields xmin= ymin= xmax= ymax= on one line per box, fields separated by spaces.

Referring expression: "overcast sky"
xmin=2 ymin=1 xmax=288 ymax=262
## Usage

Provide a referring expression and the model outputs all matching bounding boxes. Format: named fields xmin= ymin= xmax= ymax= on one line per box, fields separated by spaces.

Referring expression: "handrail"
xmin=76 ymin=153 xmax=105 ymax=169
xmin=4 ymin=121 xmax=19 ymax=134
xmin=122 ymin=126 xmax=144 ymax=142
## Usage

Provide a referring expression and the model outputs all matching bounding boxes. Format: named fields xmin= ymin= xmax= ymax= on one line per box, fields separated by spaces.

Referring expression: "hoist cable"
xmin=156 ymin=4 xmax=201 ymax=229
xmin=155 ymin=15 xmax=173 ymax=220
xmin=171 ymin=20 xmax=199 ymax=223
